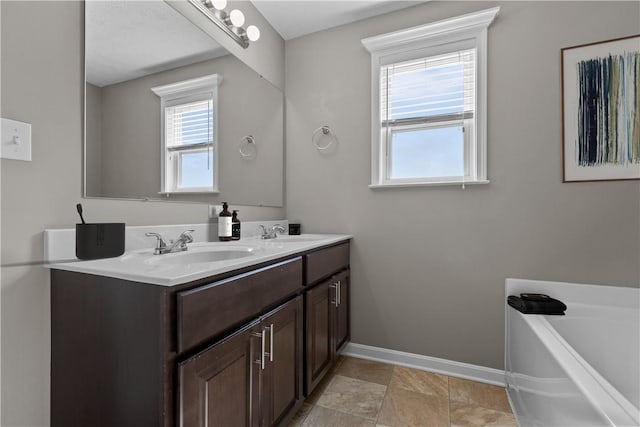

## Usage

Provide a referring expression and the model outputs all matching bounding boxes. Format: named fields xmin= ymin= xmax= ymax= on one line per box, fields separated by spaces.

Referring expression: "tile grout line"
xmin=447 ymin=375 xmax=518 ymax=425
xmin=373 ymin=365 xmax=395 ymax=426
xmin=447 ymin=375 xmax=452 ymax=427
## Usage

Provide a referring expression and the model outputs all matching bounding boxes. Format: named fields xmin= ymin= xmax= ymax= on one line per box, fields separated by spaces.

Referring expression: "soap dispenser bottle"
xmin=218 ymin=202 xmax=232 ymax=241
xmin=231 ymin=210 xmax=241 ymax=240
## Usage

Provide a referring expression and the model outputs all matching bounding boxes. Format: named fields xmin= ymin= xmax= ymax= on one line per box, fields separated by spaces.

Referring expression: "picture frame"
xmin=561 ymin=34 xmax=640 ymax=182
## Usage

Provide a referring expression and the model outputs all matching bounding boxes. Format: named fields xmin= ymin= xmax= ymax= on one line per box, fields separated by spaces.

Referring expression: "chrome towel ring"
xmin=312 ymin=125 xmax=336 ymax=150
xmin=239 ymin=135 xmax=257 ymax=159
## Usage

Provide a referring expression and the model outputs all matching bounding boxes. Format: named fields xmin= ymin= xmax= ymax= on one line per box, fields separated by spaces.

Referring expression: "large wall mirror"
xmin=84 ymin=1 xmax=284 ymax=207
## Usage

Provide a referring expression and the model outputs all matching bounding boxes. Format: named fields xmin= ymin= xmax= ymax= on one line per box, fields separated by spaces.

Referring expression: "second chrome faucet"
xmin=146 ymin=230 xmax=194 ymax=255
xmin=259 ymin=224 xmax=286 ymax=240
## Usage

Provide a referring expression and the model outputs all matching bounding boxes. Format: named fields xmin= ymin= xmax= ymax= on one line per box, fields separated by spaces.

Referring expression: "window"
xmin=362 ymin=7 xmax=499 ymax=188
xmin=382 ymin=50 xmax=475 ymax=181
xmin=152 ymin=74 xmax=222 ymax=193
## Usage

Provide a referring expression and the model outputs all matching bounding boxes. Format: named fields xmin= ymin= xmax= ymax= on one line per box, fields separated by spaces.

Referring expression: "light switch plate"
xmin=1 ymin=118 xmax=32 ymax=161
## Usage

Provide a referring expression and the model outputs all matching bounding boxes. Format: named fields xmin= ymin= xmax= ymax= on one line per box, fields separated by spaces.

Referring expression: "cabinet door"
xmin=178 ymin=321 xmax=262 ymax=427
xmin=261 ymin=297 xmax=303 ymax=427
xmin=305 ymin=279 xmax=334 ymax=394
xmin=334 ymin=270 xmax=350 ymax=353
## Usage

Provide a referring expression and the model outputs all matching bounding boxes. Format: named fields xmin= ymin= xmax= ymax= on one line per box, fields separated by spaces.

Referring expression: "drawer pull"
xmin=269 ymin=323 xmax=274 ymax=362
xmin=329 ymin=283 xmax=338 ymax=307
xmin=337 ymin=280 xmax=341 ymax=307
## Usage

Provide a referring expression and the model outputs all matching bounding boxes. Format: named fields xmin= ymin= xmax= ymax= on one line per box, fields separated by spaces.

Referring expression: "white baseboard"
xmin=341 ymin=342 xmax=505 ymax=387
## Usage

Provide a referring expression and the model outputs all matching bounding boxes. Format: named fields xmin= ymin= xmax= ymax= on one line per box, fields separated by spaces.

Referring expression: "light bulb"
xmin=246 ymin=25 xmax=260 ymax=42
xmin=211 ymin=0 xmax=227 ymax=10
xmin=229 ymin=9 xmax=245 ymax=27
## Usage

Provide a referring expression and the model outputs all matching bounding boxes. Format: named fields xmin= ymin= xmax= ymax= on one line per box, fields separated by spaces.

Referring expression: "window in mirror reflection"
xmin=152 ymin=74 xmax=222 ymax=194
xmin=167 ymin=99 xmax=214 ymax=190
xmin=179 ymin=149 xmax=215 ymax=188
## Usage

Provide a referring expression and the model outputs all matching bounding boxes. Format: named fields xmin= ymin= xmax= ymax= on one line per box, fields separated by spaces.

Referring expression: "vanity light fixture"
xmin=229 ymin=9 xmax=245 ymax=27
xmin=189 ymin=0 xmax=260 ymax=48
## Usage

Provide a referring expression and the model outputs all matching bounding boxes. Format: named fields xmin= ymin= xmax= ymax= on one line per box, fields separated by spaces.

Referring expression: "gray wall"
xmin=0 ymin=2 xmax=283 ymax=425
xmin=285 ymin=1 xmax=640 ymax=370
xmin=85 ymin=83 xmax=103 ymax=196
xmin=88 ymin=54 xmax=284 ymax=206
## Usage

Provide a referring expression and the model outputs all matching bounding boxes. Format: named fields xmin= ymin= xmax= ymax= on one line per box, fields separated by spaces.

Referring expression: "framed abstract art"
xmin=562 ymin=35 xmax=640 ymax=182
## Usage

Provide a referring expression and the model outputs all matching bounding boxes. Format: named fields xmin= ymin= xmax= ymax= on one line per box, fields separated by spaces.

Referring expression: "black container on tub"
xmin=76 ymin=223 xmax=125 ymax=260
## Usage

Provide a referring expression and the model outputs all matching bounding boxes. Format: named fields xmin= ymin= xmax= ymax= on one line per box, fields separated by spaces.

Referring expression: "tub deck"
xmin=505 ymin=279 xmax=639 ymax=427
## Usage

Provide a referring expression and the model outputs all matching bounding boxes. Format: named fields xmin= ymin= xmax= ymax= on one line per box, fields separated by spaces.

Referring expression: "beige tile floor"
xmin=289 ymin=356 xmax=517 ymax=427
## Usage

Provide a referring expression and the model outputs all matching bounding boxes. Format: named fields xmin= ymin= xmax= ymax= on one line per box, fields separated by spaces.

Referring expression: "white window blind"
xmin=381 ymin=48 xmax=476 ymax=128
xmin=165 ymin=98 xmax=214 ymax=151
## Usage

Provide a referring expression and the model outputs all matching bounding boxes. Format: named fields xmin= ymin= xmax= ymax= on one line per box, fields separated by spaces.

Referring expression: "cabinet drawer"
xmin=305 ymin=243 xmax=349 ymax=285
xmin=177 ymin=257 xmax=303 ymax=353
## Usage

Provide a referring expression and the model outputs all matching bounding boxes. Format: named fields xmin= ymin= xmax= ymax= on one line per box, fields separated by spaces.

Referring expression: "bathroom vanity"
xmin=49 ymin=235 xmax=350 ymax=427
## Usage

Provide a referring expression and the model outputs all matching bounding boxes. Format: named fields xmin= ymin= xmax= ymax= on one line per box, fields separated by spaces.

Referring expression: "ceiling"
xmin=253 ymin=0 xmax=426 ymax=40
xmin=86 ymin=1 xmax=226 ymax=87
xmin=86 ymin=1 xmax=426 ymax=87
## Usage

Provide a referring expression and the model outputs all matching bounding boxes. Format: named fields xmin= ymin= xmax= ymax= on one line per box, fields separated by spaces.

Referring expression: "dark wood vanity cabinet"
xmin=179 ymin=296 xmax=303 ymax=427
xmin=305 ymin=279 xmax=333 ymax=391
xmin=179 ymin=319 xmax=262 ymax=427
xmin=259 ymin=297 xmax=304 ymax=427
xmin=334 ymin=269 xmax=350 ymax=353
xmin=303 ymin=244 xmax=350 ymax=395
xmin=51 ymin=241 xmax=349 ymax=427
xmin=176 ymin=258 xmax=303 ymax=354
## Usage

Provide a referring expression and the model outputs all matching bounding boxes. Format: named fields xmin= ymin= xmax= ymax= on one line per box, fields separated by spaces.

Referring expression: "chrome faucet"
xmin=146 ymin=230 xmax=194 ymax=255
xmin=259 ymin=224 xmax=286 ymax=240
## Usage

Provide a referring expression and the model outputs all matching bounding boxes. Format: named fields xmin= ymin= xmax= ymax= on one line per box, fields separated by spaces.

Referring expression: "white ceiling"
xmin=253 ymin=0 xmax=426 ymax=40
xmin=86 ymin=1 xmax=426 ymax=87
xmin=86 ymin=1 xmax=226 ymax=87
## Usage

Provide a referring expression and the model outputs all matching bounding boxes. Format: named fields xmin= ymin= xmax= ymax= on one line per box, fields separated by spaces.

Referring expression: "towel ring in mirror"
xmin=312 ymin=125 xmax=336 ymax=151
xmin=239 ymin=135 xmax=257 ymax=160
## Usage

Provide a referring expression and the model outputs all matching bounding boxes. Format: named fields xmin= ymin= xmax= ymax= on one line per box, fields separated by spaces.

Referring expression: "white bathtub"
xmin=505 ymin=278 xmax=639 ymax=427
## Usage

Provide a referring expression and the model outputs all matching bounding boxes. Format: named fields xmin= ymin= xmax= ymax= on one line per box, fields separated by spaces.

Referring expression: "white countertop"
xmin=45 ymin=234 xmax=351 ymax=286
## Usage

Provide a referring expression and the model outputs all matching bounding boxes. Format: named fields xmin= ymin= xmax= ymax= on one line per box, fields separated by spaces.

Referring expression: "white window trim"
xmin=361 ymin=7 xmax=499 ymax=188
xmin=151 ymin=74 xmax=222 ymax=194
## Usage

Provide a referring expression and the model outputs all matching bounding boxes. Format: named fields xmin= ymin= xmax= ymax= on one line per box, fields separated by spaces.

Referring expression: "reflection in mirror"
xmin=84 ymin=1 xmax=284 ymax=207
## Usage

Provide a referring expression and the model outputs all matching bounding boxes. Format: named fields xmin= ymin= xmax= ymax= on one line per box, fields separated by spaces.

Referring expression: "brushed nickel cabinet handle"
xmin=337 ymin=280 xmax=341 ymax=306
xmin=269 ymin=323 xmax=274 ymax=362
xmin=330 ymin=283 xmax=338 ymax=307
xmin=251 ymin=330 xmax=265 ymax=368
xmin=260 ymin=328 xmax=266 ymax=370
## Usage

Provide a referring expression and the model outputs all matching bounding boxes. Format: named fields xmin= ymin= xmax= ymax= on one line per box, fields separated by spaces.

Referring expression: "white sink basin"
xmin=146 ymin=246 xmax=255 ymax=265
